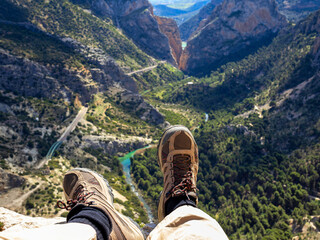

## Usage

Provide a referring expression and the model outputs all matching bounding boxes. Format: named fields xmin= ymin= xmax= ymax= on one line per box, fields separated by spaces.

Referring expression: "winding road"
xmin=36 ymin=107 xmax=88 ymax=169
xmin=58 ymin=107 xmax=87 ymax=142
xmin=127 ymin=61 xmax=166 ymax=76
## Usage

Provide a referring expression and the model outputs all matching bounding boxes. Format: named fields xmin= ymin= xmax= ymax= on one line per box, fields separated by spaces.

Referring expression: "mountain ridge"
xmin=179 ymin=0 xmax=287 ymax=75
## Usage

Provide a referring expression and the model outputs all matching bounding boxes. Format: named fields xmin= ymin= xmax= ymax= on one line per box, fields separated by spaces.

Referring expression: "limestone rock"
xmin=180 ymin=0 xmax=287 ymax=75
xmin=119 ymin=7 xmax=175 ymax=64
xmin=0 ymin=48 xmax=93 ymax=103
xmin=0 ymin=207 xmax=64 ymax=234
xmin=155 ymin=16 xmax=182 ymax=65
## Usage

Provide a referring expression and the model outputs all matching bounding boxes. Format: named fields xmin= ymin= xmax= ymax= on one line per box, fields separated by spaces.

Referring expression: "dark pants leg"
xmin=67 ymin=205 xmax=112 ymax=240
xmin=165 ymin=195 xmax=197 ymax=216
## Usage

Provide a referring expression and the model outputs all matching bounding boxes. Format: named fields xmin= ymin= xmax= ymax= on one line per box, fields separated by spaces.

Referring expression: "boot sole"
xmin=157 ymin=125 xmax=195 ymax=169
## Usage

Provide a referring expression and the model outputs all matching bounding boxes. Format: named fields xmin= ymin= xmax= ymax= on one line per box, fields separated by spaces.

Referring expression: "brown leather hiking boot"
xmin=58 ymin=168 xmax=144 ymax=240
xmin=157 ymin=125 xmax=199 ymax=221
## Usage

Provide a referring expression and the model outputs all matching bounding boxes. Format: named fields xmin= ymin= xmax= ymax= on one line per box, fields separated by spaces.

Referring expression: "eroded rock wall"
xmin=73 ymin=0 xmax=176 ymax=64
xmin=155 ymin=16 xmax=182 ymax=65
xmin=180 ymin=0 xmax=287 ymax=75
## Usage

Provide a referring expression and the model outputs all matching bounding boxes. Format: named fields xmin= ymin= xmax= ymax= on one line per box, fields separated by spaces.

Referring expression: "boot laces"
xmin=57 ymin=186 xmax=95 ymax=210
xmin=166 ymin=154 xmax=198 ymax=199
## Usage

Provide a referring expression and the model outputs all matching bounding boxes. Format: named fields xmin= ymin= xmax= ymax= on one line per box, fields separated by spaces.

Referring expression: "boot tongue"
xmin=173 ymin=154 xmax=191 ymax=186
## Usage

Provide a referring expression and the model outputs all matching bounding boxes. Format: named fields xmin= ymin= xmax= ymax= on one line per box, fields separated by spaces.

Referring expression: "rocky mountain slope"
xmin=155 ymin=16 xmax=183 ymax=65
xmin=180 ymin=0 xmax=320 ymax=42
xmin=179 ymin=0 xmax=223 ymax=41
xmin=179 ymin=0 xmax=287 ymax=75
xmin=70 ymin=0 xmax=178 ymax=64
xmin=0 ymin=21 xmax=164 ymax=123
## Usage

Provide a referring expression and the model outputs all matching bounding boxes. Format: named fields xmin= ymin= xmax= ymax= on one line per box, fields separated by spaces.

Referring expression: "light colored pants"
xmin=0 ymin=206 xmax=228 ymax=240
xmin=148 ymin=205 xmax=228 ymax=240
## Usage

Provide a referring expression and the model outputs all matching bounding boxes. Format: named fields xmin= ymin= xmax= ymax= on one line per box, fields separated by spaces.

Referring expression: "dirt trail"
xmin=6 ymin=183 xmax=42 ymax=209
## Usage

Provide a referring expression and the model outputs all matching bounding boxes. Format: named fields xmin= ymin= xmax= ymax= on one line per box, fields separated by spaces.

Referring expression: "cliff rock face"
xmin=0 ymin=169 xmax=25 ymax=193
xmin=180 ymin=0 xmax=287 ymax=75
xmin=119 ymin=7 xmax=175 ymax=64
xmin=179 ymin=0 xmax=221 ymax=41
xmin=72 ymin=0 xmax=176 ymax=64
xmin=155 ymin=16 xmax=182 ymax=65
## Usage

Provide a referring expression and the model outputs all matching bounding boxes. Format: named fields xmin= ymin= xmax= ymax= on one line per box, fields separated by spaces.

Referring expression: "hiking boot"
xmin=157 ymin=125 xmax=199 ymax=221
xmin=59 ymin=168 xmax=144 ymax=240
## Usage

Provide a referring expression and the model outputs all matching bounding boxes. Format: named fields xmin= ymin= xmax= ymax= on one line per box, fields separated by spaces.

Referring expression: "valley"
xmin=0 ymin=0 xmax=320 ymax=239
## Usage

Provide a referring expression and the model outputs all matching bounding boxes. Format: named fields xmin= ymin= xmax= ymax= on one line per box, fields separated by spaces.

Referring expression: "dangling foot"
xmin=157 ymin=125 xmax=199 ymax=221
xmin=59 ymin=168 xmax=144 ymax=240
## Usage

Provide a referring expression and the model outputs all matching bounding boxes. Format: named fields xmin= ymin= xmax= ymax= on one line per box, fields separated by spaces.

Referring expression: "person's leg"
xmin=0 ymin=168 xmax=144 ymax=240
xmin=157 ymin=125 xmax=199 ymax=221
xmin=165 ymin=195 xmax=197 ymax=216
xmin=148 ymin=205 xmax=228 ymax=240
xmin=67 ymin=205 xmax=112 ymax=240
xmin=0 ymin=222 xmax=96 ymax=240
xmin=59 ymin=168 xmax=145 ymax=240
xmin=149 ymin=125 xmax=228 ymax=240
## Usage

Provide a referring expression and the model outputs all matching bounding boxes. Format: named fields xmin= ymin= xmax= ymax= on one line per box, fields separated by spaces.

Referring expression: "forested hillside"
xmin=132 ymin=10 xmax=320 ymax=239
xmin=0 ymin=0 xmax=153 ymax=70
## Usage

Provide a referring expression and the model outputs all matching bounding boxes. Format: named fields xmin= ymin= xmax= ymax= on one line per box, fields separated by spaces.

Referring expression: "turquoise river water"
xmin=118 ymin=146 xmax=154 ymax=223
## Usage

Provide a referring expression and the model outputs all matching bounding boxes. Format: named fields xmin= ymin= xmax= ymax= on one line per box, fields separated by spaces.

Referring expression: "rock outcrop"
xmin=155 ymin=16 xmax=182 ymax=65
xmin=0 ymin=207 xmax=65 ymax=232
xmin=0 ymin=48 xmax=93 ymax=103
xmin=180 ymin=0 xmax=287 ymax=75
xmin=0 ymin=169 xmax=25 ymax=193
xmin=79 ymin=135 xmax=151 ymax=156
xmin=119 ymin=7 xmax=175 ymax=64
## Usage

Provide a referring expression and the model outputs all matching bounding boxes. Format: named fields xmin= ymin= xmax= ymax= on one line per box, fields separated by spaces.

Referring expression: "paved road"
xmin=36 ymin=107 xmax=88 ymax=169
xmin=58 ymin=107 xmax=88 ymax=142
xmin=127 ymin=61 xmax=166 ymax=76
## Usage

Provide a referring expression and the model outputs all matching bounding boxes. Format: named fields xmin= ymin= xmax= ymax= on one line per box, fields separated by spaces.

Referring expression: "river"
xmin=118 ymin=146 xmax=154 ymax=223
